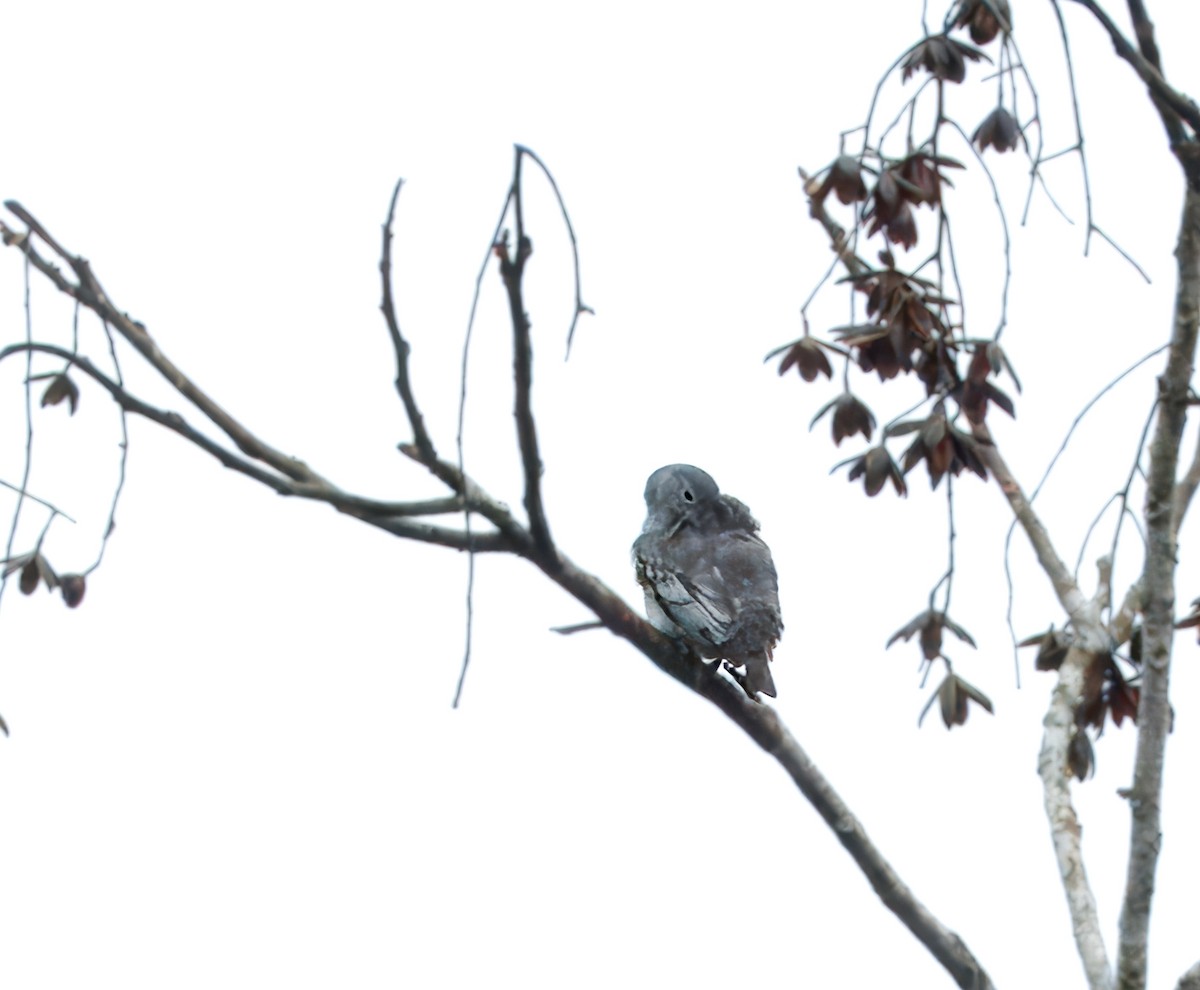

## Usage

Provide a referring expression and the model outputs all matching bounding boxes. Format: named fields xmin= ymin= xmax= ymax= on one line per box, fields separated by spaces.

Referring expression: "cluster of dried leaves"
xmin=887 ymin=608 xmax=994 ymax=727
xmin=774 ymin=1 xmax=1026 ymax=730
xmin=2 ymin=551 xmax=86 ymax=609
xmin=2 ymin=372 xmax=88 ymax=626
xmin=777 ymin=0 xmax=1020 ymax=500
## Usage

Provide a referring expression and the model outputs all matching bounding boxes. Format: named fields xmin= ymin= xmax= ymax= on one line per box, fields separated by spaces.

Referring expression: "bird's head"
xmin=643 ymin=464 xmax=720 ymax=525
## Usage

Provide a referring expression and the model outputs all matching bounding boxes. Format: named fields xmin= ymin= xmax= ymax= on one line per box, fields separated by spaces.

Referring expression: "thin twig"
xmin=0 ymin=257 xmax=36 ymax=619
xmin=1101 ymin=399 xmax=1159 ymax=612
xmin=1050 ymin=1 xmax=1097 ymax=257
xmin=87 ymin=318 xmax=128 ymax=575
xmin=450 ymin=182 xmax=516 ymax=708
xmin=0 ymin=344 xmax=512 ymax=553
xmin=551 ymin=620 xmax=605 ymax=635
xmin=1029 ymin=345 xmax=1168 ymax=506
xmin=379 ymin=179 xmax=436 ymax=460
xmin=515 ymin=145 xmax=594 ymax=357
xmin=1002 ymin=343 xmax=1168 ymax=675
xmin=2 ymin=204 xmax=327 ymax=487
xmin=0 ymin=480 xmax=76 ymax=524
xmin=975 ymin=423 xmax=1092 ymax=624
xmin=943 ymin=120 xmax=1012 ymax=338
xmin=499 ymin=148 xmax=555 ymax=558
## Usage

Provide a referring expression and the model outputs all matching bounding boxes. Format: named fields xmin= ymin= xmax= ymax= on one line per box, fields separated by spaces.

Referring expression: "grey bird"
xmin=633 ymin=464 xmax=783 ymax=698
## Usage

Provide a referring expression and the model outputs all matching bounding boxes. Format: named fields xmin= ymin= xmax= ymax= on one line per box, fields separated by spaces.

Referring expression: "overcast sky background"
xmin=2 ymin=2 xmax=1199 ymax=987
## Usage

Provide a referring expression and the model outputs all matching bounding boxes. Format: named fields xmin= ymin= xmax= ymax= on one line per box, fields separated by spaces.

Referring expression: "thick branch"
xmin=542 ymin=553 xmax=995 ymax=990
xmin=1 ymin=190 xmax=994 ymax=990
xmin=973 ymin=423 xmax=1116 ymax=987
xmin=1116 ymin=186 xmax=1200 ymax=990
xmin=1038 ymin=645 xmax=1115 ymax=990
xmin=1067 ymin=0 xmax=1199 ymax=170
xmin=1122 ymin=0 xmax=1188 ymax=148
xmin=397 ymin=443 xmax=534 ymax=549
xmin=973 ymin=424 xmax=1101 ymax=638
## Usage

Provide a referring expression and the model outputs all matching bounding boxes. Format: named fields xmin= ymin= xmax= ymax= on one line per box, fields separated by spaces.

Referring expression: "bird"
xmin=632 ymin=464 xmax=783 ymax=698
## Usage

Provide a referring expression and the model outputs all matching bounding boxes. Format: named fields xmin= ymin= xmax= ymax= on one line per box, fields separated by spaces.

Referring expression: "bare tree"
xmin=1 ymin=2 xmax=1197 ymax=989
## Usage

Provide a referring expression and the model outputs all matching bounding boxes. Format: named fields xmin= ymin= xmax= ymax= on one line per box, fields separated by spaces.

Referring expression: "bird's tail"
xmin=745 ymin=653 xmax=777 ymax=698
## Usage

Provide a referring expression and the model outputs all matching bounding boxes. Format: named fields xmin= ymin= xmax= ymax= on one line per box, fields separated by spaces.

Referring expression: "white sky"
xmin=2 ymin=2 xmax=1199 ymax=987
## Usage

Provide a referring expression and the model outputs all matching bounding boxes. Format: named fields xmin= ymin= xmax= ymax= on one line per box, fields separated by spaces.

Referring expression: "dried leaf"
xmin=939 ymin=674 xmax=965 ymax=727
xmin=986 ymin=341 xmax=1022 ymax=393
xmin=40 ymin=374 xmax=80 ymax=415
xmin=777 ymin=337 xmax=834 ymax=382
xmin=900 ymin=35 xmax=990 ymax=84
xmin=811 ymin=392 xmax=875 ymax=446
xmin=19 ymin=560 xmax=38 ymax=595
xmin=973 ymin=106 xmax=1022 ymax=153
xmin=1020 ymin=627 xmax=1071 ymax=671
xmin=60 ymin=574 xmax=86 ymax=609
xmin=951 ymin=0 xmax=1013 ymax=45
xmin=887 ymin=610 xmax=975 ymax=661
xmin=10 ymin=552 xmax=58 ymax=595
xmin=819 ymin=155 xmax=869 ymax=205
xmin=841 ymin=446 xmax=908 ymax=497
xmin=928 ymin=673 xmax=992 ymax=728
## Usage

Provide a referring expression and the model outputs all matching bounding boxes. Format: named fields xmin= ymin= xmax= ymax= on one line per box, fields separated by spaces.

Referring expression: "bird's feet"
xmin=722 ymin=661 xmax=761 ymax=702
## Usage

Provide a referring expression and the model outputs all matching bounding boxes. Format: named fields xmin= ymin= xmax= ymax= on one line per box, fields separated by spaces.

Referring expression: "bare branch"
xmin=0 ymin=344 xmax=513 ymax=554
xmin=334 ymin=505 xmax=514 ymax=553
xmin=397 ymin=443 xmax=533 ymax=549
xmin=0 ymin=167 xmax=997 ymax=989
xmin=2 ymin=203 xmax=327 ymax=487
xmin=515 ymin=145 xmax=594 ymax=356
xmin=1123 ymin=0 xmax=1188 ymax=147
xmin=379 ymin=179 xmax=436 ymax=461
xmin=541 ymin=552 xmax=996 ymax=990
xmin=1065 ymin=0 xmax=1199 ymax=159
xmin=498 ymin=148 xmax=554 ymax=557
xmin=976 ymin=425 xmax=1114 ymax=987
xmin=973 ymin=423 xmax=1098 ymax=631
xmin=1116 ymin=186 xmax=1200 ymax=990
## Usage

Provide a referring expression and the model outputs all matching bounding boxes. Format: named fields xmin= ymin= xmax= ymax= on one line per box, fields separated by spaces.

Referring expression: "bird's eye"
xmin=683 ymin=490 xmax=694 ymax=502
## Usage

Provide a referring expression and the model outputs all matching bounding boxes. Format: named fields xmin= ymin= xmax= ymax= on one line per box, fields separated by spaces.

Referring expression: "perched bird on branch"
xmin=633 ymin=464 xmax=783 ymax=699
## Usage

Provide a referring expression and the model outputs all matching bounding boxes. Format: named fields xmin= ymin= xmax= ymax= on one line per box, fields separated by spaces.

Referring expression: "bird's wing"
xmin=634 ymin=542 xmax=737 ymax=651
